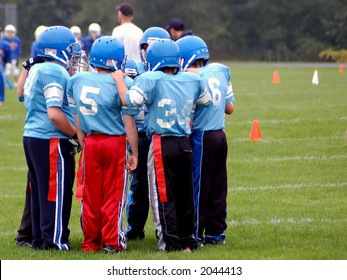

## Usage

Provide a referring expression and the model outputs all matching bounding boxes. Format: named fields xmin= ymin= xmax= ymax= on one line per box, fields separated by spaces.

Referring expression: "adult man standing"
xmin=112 ymin=3 xmax=143 ymax=63
xmin=165 ymin=18 xmax=193 ymax=41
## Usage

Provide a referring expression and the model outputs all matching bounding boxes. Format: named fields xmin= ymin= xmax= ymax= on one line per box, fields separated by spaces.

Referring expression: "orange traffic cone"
xmin=250 ymin=119 xmax=261 ymax=141
xmin=339 ymin=64 xmax=344 ymax=73
xmin=272 ymin=70 xmax=281 ymax=84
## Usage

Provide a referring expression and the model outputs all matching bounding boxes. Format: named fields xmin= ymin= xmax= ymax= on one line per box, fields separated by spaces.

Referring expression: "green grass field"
xmin=0 ymin=64 xmax=346 ymax=260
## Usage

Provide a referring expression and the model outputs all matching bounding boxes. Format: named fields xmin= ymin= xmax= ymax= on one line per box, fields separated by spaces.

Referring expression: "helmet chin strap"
xmin=111 ymin=55 xmax=127 ymax=72
xmin=48 ymin=50 xmax=70 ymax=69
xmin=151 ymin=62 xmax=161 ymax=71
xmin=183 ymin=54 xmax=196 ymax=71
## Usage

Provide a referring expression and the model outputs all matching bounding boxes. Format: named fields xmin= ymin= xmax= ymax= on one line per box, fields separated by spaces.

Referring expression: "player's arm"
xmin=74 ymin=114 xmax=86 ymax=149
xmin=17 ymin=57 xmax=45 ymax=100
xmin=112 ymin=70 xmax=128 ymax=106
xmin=47 ymin=107 xmax=76 ymax=137
xmin=17 ymin=68 xmax=28 ymax=100
xmin=225 ymin=80 xmax=235 ymax=115
xmin=123 ymin=114 xmax=138 ymax=171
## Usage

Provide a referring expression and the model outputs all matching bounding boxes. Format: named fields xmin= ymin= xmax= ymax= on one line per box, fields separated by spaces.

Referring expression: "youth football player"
xmin=113 ymin=38 xmax=211 ymax=252
xmin=177 ymin=35 xmax=235 ymax=246
xmin=125 ymin=27 xmax=171 ymax=241
xmin=67 ymin=36 xmax=138 ymax=253
xmin=21 ymin=26 xmax=79 ymax=250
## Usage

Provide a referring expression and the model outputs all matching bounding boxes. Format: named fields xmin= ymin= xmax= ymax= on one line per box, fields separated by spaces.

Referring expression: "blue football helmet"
xmin=176 ymin=35 xmax=209 ymax=70
xmin=90 ymin=36 xmax=125 ymax=71
xmin=146 ymin=39 xmax=180 ymax=72
xmin=140 ymin=27 xmax=171 ymax=64
xmin=37 ymin=26 xmax=79 ymax=68
xmin=123 ymin=58 xmax=139 ymax=79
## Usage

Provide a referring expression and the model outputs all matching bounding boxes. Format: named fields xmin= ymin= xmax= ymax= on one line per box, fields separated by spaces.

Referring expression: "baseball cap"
xmin=166 ymin=18 xmax=185 ymax=31
xmin=116 ymin=3 xmax=134 ymax=17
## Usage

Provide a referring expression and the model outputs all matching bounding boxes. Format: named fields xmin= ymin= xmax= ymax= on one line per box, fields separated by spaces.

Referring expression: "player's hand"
xmin=111 ymin=69 xmax=126 ymax=82
xmin=126 ymin=155 xmax=138 ymax=171
xmin=22 ymin=57 xmax=45 ymax=70
xmin=68 ymin=134 xmax=82 ymax=155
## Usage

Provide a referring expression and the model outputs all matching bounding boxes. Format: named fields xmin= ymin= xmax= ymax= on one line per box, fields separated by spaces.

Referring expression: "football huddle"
xmin=2 ymin=3 xmax=235 ymax=254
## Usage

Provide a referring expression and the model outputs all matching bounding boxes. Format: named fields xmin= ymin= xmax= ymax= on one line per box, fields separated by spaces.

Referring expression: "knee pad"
xmin=5 ymin=63 xmax=12 ymax=76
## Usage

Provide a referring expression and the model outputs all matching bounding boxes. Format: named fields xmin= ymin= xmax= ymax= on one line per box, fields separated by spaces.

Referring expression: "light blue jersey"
xmin=136 ymin=61 xmax=146 ymax=75
xmin=67 ymin=72 xmax=136 ymax=135
xmin=126 ymin=71 xmax=211 ymax=137
xmin=133 ymin=61 xmax=148 ymax=133
xmin=23 ymin=62 xmax=73 ymax=139
xmin=192 ymin=63 xmax=235 ymax=131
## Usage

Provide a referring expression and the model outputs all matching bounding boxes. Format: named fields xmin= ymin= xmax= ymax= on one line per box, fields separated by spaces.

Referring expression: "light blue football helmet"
xmin=37 ymin=26 xmax=80 ymax=68
xmin=146 ymin=39 xmax=180 ymax=72
xmin=176 ymin=35 xmax=209 ymax=71
xmin=90 ymin=36 xmax=125 ymax=71
xmin=140 ymin=27 xmax=171 ymax=64
xmin=123 ymin=58 xmax=139 ymax=79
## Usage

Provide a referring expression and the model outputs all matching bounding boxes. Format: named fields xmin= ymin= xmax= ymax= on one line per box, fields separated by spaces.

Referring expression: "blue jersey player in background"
xmin=177 ymin=35 xmax=235 ymax=246
xmin=3 ymin=24 xmax=22 ymax=87
xmin=113 ymin=38 xmax=211 ymax=252
xmin=0 ymin=28 xmax=11 ymax=108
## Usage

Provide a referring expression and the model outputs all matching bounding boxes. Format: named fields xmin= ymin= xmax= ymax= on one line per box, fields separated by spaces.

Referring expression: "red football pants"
xmin=81 ymin=134 xmax=128 ymax=252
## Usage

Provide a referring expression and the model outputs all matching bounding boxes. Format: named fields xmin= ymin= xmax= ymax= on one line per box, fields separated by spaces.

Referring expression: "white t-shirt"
xmin=112 ymin=23 xmax=143 ymax=63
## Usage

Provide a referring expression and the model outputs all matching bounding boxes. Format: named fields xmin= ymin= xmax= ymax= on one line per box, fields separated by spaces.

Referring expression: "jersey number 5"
xmin=79 ymin=85 xmax=100 ymax=115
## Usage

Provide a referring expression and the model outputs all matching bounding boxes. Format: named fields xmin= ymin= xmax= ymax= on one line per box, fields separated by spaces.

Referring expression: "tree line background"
xmin=4 ymin=0 xmax=347 ymax=61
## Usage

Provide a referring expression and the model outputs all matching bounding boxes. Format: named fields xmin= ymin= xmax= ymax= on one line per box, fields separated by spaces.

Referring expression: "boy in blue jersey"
xmin=21 ymin=26 xmax=80 ymax=250
xmin=113 ymin=38 xmax=211 ymax=252
xmin=30 ymin=25 xmax=47 ymax=58
xmin=3 ymin=25 xmax=22 ymax=87
xmin=67 ymin=36 xmax=138 ymax=253
xmin=15 ymin=50 xmax=82 ymax=247
xmin=177 ymin=35 xmax=235 ymax=246
xmin=83 ymin=23 xmax=102 ymax=72
xmin=125 ymin=27 xmax=171 ymax=241
xmin=0 ymin=29 xmax=11 ymax=108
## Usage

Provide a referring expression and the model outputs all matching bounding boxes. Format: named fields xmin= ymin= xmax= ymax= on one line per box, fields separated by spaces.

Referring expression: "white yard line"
xmin=230 ymin=136 xmax=343 ymax=143
xmin=6 ymin=143 xmax=22 ymax=147
xmin=0 ymin=166 xmax=28 ymax=171
xmin=229 ymin=217 xmax=347 ymax=226
xmin=229 ymin=117 xmax=347 ymax=125
xmin=232 ymin=182 xmax=347 ymax=191
xmin=229 ymin=154 xmax=347 ymax=163
xmin=0 ymin=194 xmax=25 ymax=199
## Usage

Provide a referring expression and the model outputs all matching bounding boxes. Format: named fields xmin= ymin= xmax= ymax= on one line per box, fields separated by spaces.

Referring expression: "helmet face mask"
xmin=139 ymin=27 xmax=171 ymax=70
xmin=66 ymin=42 xmax=82 ymax=58
xmin=89 ymin=36 xmax=125 ymax=71
xmin=176 ymin=35 xmax=209 ymax=71
xmin=66 ymin=42 xmax=87 ymax=74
